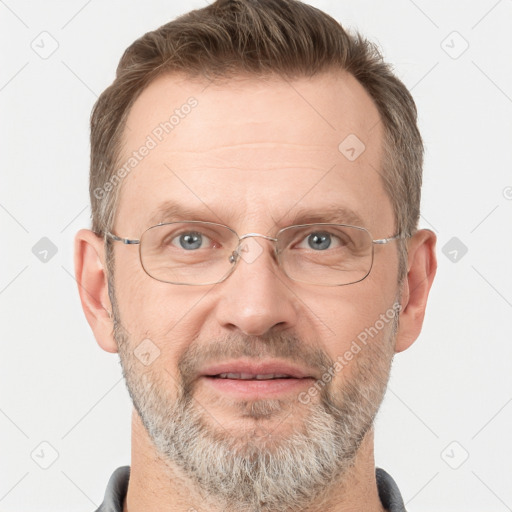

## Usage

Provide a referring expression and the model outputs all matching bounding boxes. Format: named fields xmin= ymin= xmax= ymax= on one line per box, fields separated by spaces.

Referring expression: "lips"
xmin=217 ymin=373 xmax=293 ymax=380
xmin=199 ymin=361 xmax=317 ymax=398
xmin=201 ymin=360 xmax=316 ymax=380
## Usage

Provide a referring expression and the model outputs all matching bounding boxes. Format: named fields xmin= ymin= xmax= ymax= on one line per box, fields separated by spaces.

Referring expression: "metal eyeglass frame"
xmin=105 ymin=221 xmax=407 ymax=286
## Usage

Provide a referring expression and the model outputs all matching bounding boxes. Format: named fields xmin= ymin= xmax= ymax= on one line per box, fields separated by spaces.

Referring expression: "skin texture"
xmin=75 ymin=70 xmax=437 ymax=511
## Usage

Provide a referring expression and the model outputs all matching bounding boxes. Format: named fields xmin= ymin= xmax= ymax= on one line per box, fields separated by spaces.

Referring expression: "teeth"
xmin=256 ymin=373 xmax=290 ymax=380
xmin=217 ymin=373 xmax=291 ymax=380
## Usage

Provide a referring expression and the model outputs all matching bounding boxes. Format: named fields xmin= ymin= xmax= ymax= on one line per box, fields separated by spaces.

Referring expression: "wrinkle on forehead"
xmin=155 ymin=144 xmax=339 ymax=173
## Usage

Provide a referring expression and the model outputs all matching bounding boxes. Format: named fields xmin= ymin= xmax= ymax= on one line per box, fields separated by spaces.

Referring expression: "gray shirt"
xmin=94 ymin=466 xmax=407 ymax=511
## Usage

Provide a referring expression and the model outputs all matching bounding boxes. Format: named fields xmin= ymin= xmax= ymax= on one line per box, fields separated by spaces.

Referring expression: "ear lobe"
xmin=395 ymin=229 xmax=437 ymax=353
xmin=74 ymin=229 xmax=118 ymax=353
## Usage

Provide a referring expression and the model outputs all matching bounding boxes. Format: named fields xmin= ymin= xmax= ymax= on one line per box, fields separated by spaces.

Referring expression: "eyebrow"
xmin=147 ymin=200 xmax=367 ymax=231
xmin=286 ymin=205 xmax=366 ymax=228
xmin=147 ymin=200 xmax=226 ymax=226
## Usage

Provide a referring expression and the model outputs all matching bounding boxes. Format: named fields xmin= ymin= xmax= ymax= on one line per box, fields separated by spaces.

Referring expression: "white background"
xmin=1 ymin=1 xmax=511 ymax=511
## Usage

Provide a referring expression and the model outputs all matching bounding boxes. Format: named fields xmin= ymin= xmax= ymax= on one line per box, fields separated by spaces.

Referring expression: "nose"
xmin=214 ymin=236 xmax=299 ymax=336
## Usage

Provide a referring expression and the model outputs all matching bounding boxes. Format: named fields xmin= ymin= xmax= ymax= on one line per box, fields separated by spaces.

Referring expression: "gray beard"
xmin=114 ymin=310 xmax=396 ymax=512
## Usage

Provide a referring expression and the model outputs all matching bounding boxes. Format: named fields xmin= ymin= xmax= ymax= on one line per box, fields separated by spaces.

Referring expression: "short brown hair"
xmin=90 ymin=0 xmax=423 ymax=277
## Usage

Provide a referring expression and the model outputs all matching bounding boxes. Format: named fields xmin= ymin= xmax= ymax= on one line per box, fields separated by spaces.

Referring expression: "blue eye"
xmin=307 ymin=232 xmax=332 ymax=250
xmin=173 ymin=232 xmax=205 ymax=250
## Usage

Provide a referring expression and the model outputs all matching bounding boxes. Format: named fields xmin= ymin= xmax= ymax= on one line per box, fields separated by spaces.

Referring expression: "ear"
xmin=74 ymin=229 xmax=118 ymax=353
xmin=395 ymin=229 xmax=437 ymax=353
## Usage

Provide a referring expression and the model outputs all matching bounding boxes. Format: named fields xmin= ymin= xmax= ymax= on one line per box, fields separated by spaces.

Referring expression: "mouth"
xmin=200 ymin=360 xmax=317 ymax=398
xmin=215 ymin=372 xmax=296 ymax=380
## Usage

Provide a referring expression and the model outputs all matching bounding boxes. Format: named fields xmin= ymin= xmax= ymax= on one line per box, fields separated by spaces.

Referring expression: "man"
xmin=74 ymin=0 xmax=436 ymax=510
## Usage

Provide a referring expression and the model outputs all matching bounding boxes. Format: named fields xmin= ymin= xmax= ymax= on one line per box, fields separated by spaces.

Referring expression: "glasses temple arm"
xmin=372 ymin=233 xmax=410 ymax=245
xmin=105 ymin=232 xmax=141 ymax=245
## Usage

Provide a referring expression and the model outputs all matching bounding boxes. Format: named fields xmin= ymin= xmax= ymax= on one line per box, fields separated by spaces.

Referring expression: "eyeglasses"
xmin=105 ymin=221 xmax=405 ymax=286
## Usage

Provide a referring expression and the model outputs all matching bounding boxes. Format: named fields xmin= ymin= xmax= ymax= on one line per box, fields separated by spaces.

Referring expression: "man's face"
xmin=109 ymin=71 xmax=402 ymax=509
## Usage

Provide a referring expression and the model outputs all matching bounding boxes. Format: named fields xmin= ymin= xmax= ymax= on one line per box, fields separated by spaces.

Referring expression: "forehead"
xmin=114 ymin=70 xmax=393 ymax=234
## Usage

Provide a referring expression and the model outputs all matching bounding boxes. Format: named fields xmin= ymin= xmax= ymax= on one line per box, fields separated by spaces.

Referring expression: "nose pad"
xmin=230 ymin=236 xmax=275 ymax=267
xmin=237 ymin=237 xmax=265 ymax=265
xmin=229 ymin=250 xmax=238 ymax=265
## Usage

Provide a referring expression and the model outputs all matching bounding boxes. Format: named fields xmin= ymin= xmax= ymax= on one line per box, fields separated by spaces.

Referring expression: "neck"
xmin=124 ymin=409 xmax=386 ymax=512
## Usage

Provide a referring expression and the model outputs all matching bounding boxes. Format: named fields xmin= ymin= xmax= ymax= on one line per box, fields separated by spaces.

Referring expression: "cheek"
xmin=300 ymin=280 xmax=398 ymax=357
xmin=295 ymin=282 xmax=398 ymax=400
xmin=115 ymin=251 xmax=174 ymax=332
xmin=114 ymin=259 xmax=213 ymax=366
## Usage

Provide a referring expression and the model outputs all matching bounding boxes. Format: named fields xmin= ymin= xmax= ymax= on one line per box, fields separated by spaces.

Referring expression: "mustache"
xmin=178 ymin=332 xmax=334 ymax=390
